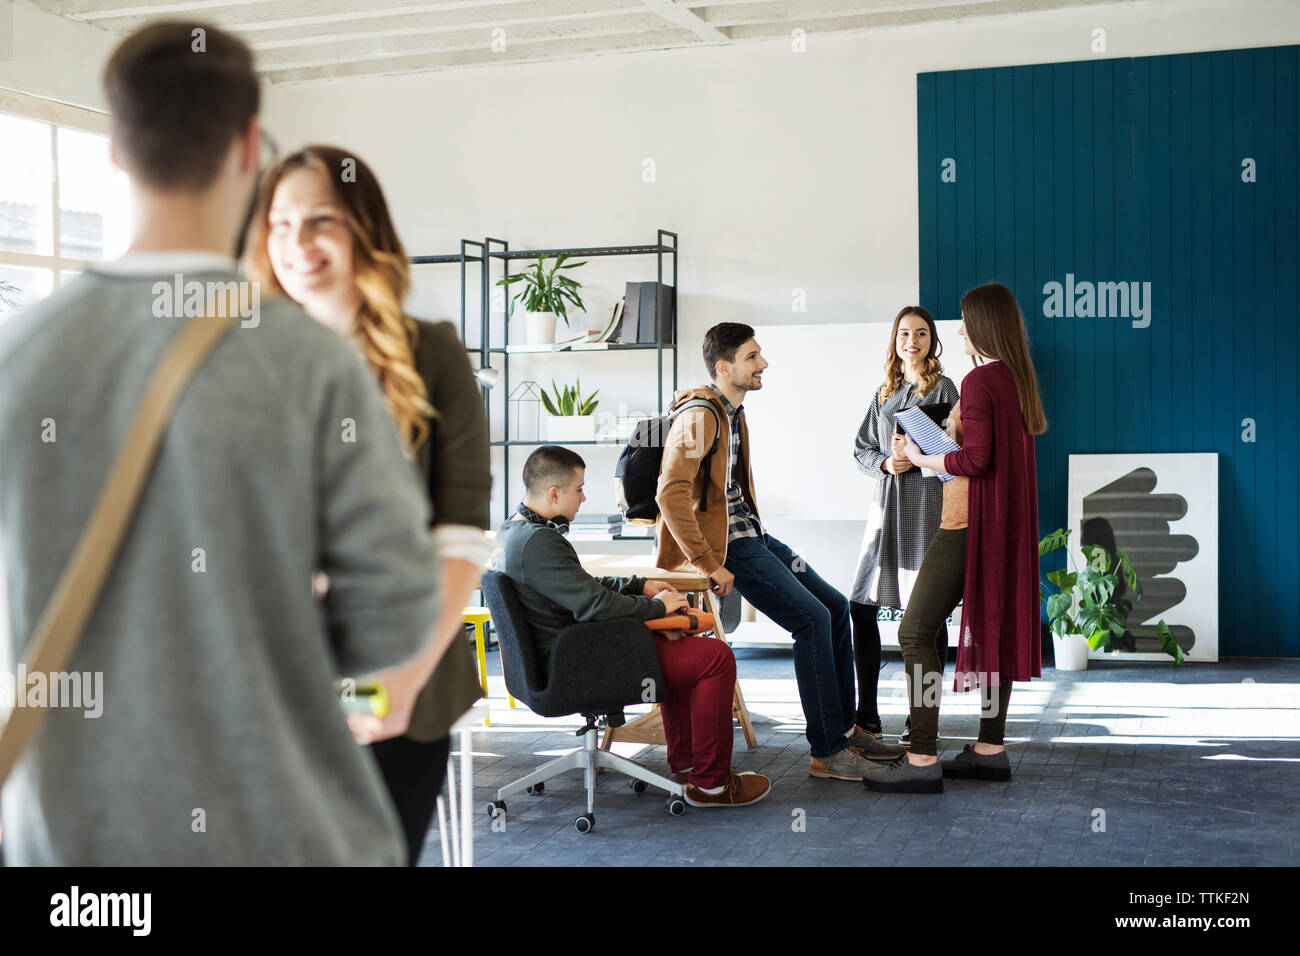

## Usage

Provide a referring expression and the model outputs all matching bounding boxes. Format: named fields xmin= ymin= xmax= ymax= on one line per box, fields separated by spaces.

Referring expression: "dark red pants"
xmin=655 ymin=633 xmax=737 ymax=790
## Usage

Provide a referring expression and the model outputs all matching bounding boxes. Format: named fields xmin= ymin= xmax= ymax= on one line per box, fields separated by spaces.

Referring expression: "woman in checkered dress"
xmin=850 ymin=307 xmax=957 ymax=744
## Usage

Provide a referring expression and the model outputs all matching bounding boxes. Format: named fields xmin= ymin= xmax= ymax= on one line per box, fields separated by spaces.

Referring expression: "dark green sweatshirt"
xmin=493 ymin=517 xmax=666 ymax=670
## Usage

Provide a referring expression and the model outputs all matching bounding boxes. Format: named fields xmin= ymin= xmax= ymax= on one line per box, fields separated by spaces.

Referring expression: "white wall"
xmin=0 ymin=1 xmax=118 ymax=111
xmin=266 ymin=0 xmax=1299 ymax=595
xmin=0 ymin=1 xmax=283 ymax=127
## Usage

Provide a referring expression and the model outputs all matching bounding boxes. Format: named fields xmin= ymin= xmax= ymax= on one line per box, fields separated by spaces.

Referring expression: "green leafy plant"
xmin=1039 ymin=528 xmax=1184 ymax=666
xmin=538 ymin=379 xmax=598 ymax=416
xmin=539 ymin=378 xmax=599 ymax=417
xmin=495 ymin=254 xmax=588 ymax=327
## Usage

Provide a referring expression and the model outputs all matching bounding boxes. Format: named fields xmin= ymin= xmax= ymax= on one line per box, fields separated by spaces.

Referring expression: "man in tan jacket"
xmin=654 ymin=323 xmax=905 ymax=781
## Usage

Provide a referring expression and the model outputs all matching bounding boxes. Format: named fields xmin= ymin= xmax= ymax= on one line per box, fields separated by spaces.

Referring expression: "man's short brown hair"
xmin=523 ymin=446 xmax=586 ymax=496
xmin=703 ymin=322 xmax=756 ymax=380
xmin=103 ymin=21 xmax=259 ymax=190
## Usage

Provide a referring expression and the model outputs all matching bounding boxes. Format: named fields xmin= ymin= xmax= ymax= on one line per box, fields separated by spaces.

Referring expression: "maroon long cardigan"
xmin=942 ymin=361 xmax=1042 ymax=691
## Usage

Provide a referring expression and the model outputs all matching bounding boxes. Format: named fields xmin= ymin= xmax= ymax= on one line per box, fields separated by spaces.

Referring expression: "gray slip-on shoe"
xmin=940 ymin=744 xmax=1011 ymax=781
xmin=810 ymin=746 xmax=878 ymax=781
xmin=846 ymin=726 xmax=908 ymax=760
xmin=860 ymin=754 xmax=943 ymax=794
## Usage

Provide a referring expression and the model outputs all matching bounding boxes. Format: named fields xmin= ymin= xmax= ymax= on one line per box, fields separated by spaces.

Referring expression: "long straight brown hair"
xmin=960 ymin=283 xmax=1047 ymax=435
xmin=245 ymin=145 xmax=434 ymax=451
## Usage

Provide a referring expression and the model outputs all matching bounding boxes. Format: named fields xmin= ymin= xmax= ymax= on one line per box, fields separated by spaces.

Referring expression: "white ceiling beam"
xmin=45 ymin=0 xmax=275 ymax=19
xmin=250 ymin=11 xmax=645 ymax=50
xmin=639 ymin=0 xmax=729 ymax=41
xmin=62 ymin=0 xmax=638 ymax=31
xmin=709 ymin=0 xmax=1115 ymax=29
xmin=266 ymin=27 xmax=713 ymax=84
xmin=685 ymin=0 xmax=1012 ymax=22
xmin=241 ymin=1 xmax=638 ymax=46
xmin=254 ymin=17 xmax=693 ymax=69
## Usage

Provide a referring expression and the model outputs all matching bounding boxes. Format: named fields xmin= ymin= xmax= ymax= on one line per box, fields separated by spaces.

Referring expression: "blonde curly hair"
xmin=245 ymin=145 xmax=434 ymax=452
xmin=878 ymin=305 xmax=945 ymax=402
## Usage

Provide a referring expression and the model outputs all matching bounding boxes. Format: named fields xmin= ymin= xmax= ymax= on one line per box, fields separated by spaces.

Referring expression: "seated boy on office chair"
xmin=492 ymin=445 xmax=770 ymax=808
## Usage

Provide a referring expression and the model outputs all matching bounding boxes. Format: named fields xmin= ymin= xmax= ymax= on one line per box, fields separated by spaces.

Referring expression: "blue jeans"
xmin=725 ymin=532 xmax=855 ymax=758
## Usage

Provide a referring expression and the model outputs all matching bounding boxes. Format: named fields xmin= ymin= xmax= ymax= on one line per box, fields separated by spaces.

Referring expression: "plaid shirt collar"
xmin=707 ymin=384 xmax=742 ymax=419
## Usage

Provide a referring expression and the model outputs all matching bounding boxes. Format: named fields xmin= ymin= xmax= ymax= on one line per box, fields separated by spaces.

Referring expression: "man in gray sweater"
xmin=0 ymin=23 xmax=439 ymax=864
xmin=492 ymin=446 xmax=770 ymax=808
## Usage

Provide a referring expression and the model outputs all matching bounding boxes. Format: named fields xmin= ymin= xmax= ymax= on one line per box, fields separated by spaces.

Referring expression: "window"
xmin=0 ymin=90 xmax=131 ymax=324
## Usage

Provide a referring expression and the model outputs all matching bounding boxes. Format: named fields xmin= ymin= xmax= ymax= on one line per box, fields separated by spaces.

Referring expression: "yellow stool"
xmin=463 ymin=607 xmax=515 ymax=725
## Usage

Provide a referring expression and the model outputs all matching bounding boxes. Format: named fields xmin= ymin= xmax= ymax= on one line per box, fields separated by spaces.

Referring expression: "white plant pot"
xmin=1053 ymin=632 xmax=1090 ymax=671
xmin=546 ymin=415 xmax=597 ymax=442
xmin=524 ymin=311 xmax=558 ymax=345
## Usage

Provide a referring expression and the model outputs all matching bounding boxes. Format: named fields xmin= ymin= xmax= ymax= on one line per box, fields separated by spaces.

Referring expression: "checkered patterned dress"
xmin=850 ymin=376 xmax=959 ymax=608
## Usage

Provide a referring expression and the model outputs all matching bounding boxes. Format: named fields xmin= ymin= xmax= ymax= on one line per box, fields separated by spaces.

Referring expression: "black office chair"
xmin=479 ymin=571 xmax=687 ymax=833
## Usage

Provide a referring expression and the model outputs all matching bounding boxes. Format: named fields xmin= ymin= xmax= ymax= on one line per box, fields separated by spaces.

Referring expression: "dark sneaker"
xmin=847 ymin=726 xmax=908 ymax=760
xmin=860 ymin=754 xmax=943 ymax=794
xmin=898 ymin=716 xmax=912 ymax=747
xmin=685 ymin=771 xmax=772 ymax=808
xmin=941 ymin=744 xmax=1011 ymax=781
xmin=847 ymin=725 xmax=878 ymax=746
xmin=810 ymin=746 xmax=877 ymax=781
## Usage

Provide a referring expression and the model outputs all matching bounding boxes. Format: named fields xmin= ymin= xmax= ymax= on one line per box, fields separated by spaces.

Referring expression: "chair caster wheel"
xmin=526 ymin=782 xmax=544 ymax=795
xmin=666 ymin=797 xmax=686 ymax=816
xmin=485 ymin=799 xmax=506 ymax=820
xmin=574 ymin=813 xmax=595 ymax=834
xmin=630 ymin=779 xmax=648 ymax=794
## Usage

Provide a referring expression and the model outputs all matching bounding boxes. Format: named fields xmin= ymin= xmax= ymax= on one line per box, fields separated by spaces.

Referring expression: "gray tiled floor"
xmin=419 ymin=648 xmax=1300 ymax=867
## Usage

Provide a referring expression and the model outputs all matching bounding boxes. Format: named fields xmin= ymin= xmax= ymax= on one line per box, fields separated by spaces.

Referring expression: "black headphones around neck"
xmin=517 ymin=502 xmax=571 ymax=535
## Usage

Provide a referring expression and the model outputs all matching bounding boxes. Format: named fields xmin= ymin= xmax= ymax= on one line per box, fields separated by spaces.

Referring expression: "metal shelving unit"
xmin=413 ymin=229 xmax=678 ymax=522
xmin=410 ymin=239 xmax=488 ymax=417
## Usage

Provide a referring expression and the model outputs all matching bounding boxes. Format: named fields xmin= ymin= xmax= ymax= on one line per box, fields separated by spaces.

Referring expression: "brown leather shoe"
xmin=670 ymin=770 xmax=691 ymax=786
xmin=685 ymin=771 xmax=772 ymax=808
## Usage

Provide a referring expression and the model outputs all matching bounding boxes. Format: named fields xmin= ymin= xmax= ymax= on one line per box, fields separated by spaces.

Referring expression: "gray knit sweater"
xmin=0 ymin=264 xmax=440 ymax=865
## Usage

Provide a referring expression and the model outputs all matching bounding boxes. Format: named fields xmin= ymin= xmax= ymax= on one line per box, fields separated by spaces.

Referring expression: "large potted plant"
xmin=496 ymin=253 xmax=587 ymax=345
xmin=541 ymin=378 xmax=600 ymax=442
xmin=1039 ymin=528 xmax=1184 ymax=669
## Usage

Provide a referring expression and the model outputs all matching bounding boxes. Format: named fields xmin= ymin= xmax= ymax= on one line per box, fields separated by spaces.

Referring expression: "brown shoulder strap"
xmin=0 ymin=314 xmax=238 ymax=787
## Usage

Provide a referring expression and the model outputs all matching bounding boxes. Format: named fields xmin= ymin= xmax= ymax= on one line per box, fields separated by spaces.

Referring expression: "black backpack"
xmin=615 ymin=398 xmax=722 ymax=522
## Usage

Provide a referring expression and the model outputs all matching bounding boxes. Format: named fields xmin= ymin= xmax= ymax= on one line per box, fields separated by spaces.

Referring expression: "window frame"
xmin=0 ymin=87 xmax=119 ymax=290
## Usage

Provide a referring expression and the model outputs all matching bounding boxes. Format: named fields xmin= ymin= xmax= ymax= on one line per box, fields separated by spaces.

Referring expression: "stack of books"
xmin=567 ymin=514 xmax=625 ymax=539
xmin=569 ymin=299 xmax=627 ymax=351
xmin=614 ymin=416 xmax=642 ymax=440
xmin=618 ymin=281 xmax=675 ymax=345
xmin=505 ymin=327 xmax=604 ymax=354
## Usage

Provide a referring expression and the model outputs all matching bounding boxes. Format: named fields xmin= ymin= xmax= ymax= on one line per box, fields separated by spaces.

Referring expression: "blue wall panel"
xmin=918 ymin=45 xmax=1300 ymax=658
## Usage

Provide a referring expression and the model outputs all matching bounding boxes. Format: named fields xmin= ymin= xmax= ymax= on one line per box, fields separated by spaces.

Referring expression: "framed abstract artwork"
xmin=1068 ymin=454 xmax=1218 ymax=662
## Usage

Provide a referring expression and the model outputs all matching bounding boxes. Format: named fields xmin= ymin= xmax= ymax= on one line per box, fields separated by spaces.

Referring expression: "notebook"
xmin=893 ymin=405 xmax=960 ymax=483
xmin=892 ymin=400 xmax=951 ymax=434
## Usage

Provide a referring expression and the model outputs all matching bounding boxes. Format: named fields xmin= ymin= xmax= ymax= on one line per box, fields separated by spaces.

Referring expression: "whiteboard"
xmin=745 ymin=321 xmax=968 ymax=520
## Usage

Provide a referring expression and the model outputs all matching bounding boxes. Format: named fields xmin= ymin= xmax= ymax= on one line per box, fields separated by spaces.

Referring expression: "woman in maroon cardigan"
xmin=861 ymin=282 xmax=1046 ymax=794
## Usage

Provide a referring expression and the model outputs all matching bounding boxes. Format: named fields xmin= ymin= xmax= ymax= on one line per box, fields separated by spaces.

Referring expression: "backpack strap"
xmin=0 ymin=314 xmax=239 ymax=789
xmin=671 ymin=398 xmax=723 ymax=513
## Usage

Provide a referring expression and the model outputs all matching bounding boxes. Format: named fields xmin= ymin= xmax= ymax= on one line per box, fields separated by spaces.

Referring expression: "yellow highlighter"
xmin=335 ymin=679 xmax=390 ymax=718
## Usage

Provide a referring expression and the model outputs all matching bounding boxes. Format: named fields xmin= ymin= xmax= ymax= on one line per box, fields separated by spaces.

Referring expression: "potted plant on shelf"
xmin=1039 ymin=528 xmax=1185 ymax=670
xmin=541 ymin=378 xmax=599 ymax=442
xmin=496 ymin=253 xmax=588 ymax=345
